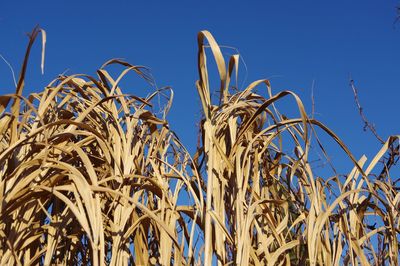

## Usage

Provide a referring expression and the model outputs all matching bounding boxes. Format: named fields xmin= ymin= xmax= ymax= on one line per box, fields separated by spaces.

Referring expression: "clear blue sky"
xmin=1 ymin=0 xmax=399 ymax=173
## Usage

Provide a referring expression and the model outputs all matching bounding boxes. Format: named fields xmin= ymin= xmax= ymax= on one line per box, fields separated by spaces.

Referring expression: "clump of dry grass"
xmin=0 ymin=27 xmax=399 ymax=265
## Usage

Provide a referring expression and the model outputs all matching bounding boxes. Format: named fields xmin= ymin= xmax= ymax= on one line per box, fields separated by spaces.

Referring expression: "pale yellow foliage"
xmin=0 ymin=27 xmax=399 ymax=265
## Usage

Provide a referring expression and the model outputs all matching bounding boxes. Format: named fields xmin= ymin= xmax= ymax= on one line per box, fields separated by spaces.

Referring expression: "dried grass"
xmin=0 ymin=27 xmax=399 ymax=265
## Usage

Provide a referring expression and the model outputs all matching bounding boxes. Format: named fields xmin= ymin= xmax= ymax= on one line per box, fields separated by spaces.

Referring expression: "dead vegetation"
xmin=0 ymin=27 xmax=399 ymax=265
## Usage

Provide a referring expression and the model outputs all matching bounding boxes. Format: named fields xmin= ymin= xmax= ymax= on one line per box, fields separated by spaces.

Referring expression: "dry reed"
xmin=0 ymin=27 xmax=399 ymax=265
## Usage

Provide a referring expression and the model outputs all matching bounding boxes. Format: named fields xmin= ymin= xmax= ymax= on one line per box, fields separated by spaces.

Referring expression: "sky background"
xmin=1 ymin=0 xmax=399 ymax=174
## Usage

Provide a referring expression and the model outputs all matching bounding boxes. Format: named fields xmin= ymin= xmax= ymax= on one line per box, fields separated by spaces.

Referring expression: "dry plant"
xmin=0 ymin=27 xmax=399 ymax=265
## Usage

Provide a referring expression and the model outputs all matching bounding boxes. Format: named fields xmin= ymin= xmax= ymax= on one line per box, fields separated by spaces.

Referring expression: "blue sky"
xmin=1 ymin=0 xmax=399 ymax=173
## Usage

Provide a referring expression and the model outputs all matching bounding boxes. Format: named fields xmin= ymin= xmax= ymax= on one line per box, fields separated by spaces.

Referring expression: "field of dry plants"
xmin=0 ymin=27 xmax=399 ymax=265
